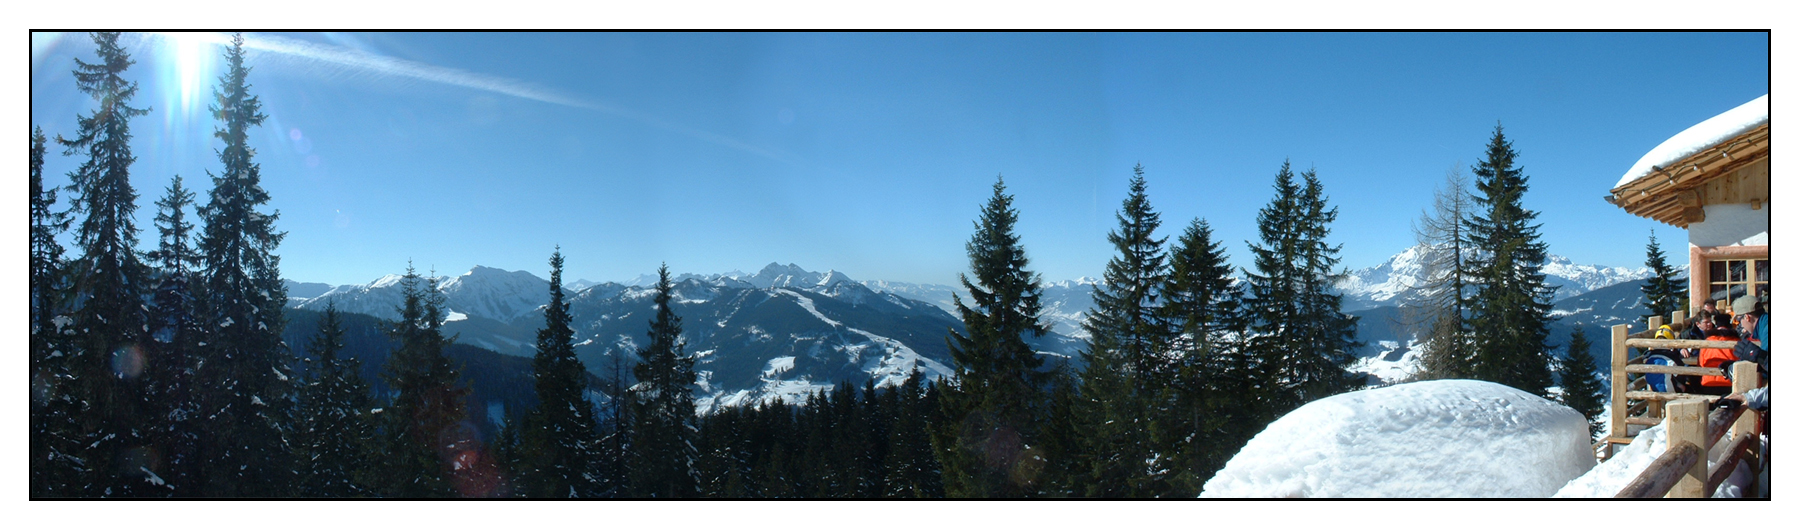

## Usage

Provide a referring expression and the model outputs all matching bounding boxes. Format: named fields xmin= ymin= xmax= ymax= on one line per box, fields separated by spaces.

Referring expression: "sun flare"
xmin=157 ymin=32 xmax=221 ymax=117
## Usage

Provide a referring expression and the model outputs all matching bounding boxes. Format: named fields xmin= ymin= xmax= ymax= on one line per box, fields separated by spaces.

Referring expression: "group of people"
xmin=1647 ymin=295 xmax=1769 ymax=407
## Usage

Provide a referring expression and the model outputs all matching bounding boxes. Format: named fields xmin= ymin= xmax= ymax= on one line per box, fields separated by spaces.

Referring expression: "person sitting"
xmin=1696 ymin=313 xmax=1742 ymax=396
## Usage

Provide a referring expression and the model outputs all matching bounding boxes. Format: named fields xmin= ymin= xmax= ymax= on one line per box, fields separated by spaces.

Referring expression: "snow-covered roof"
xmin=1616 ymin=94 xmax=1768 ymax=189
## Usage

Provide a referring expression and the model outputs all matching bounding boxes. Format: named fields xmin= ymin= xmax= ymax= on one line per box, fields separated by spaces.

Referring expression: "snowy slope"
xmin=858 ymin=276 xmax=1101 ymax=341
xmin=438 ymin=266 xmax=562 ymax=322
xmin=295 ymin=266 xmax=566 ymax=323
xmin=295 ymin=273 xmax=432 ymax=319
xmin=1201 ymin=380 xmax=1595 ymax=498
xmin=557 ymin=273 xmax=978 ymax=415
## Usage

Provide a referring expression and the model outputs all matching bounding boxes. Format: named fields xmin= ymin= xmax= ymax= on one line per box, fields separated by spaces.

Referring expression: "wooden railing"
xmin=1603 ymin=311 xmax=1734 ymax=455
xmin=1610 ymin=346 xmax=1764 ymax=498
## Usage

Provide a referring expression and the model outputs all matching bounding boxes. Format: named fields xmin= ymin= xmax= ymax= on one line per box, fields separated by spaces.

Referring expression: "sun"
xmin=157 ymin=32 xmax=221 ymax=117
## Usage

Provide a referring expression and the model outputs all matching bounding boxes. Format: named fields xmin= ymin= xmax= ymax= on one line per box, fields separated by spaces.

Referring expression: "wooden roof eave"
xmin=1606 ymin=124 xmax=1771 ymax=227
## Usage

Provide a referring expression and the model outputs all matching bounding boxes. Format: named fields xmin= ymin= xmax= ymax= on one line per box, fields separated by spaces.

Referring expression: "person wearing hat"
xmin=1724 ymin=294 xmax=1770 ymax=408
xmin=1732 ymin=294 xmax=1769 ymax=350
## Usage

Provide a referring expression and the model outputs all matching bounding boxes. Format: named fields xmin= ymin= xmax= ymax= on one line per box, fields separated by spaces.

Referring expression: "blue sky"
xmin=29 ymin=32 xmax=1769 ymax=287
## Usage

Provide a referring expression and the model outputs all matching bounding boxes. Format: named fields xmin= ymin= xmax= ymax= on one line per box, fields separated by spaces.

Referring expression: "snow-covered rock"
xmin=1200 ymin=380 xmax=1595 ymax=498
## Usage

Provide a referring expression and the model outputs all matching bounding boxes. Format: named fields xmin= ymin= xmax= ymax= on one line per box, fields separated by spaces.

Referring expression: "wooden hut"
xmin=1605 ymin=94 xmax=1769 ymax=313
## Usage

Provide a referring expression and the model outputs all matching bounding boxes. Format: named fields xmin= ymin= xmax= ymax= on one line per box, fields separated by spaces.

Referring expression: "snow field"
xmin=1200 ymin=380 xmax=1595 ymax=498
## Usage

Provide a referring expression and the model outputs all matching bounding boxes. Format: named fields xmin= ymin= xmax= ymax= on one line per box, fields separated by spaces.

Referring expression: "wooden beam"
xmin=1731 ymin=362 xmax=1760 ymax=438
xmin=1706 ymin=432 xmax=1757 ymax=495
xmin=1706 ymin=403 xmax=1745 ymax=449
xmin=1624 ymin=364 xmax=1725 ymax=377
xmin=1611 ymin=324 xmax=1629 ymax=440
xmin=1624 ymin=338 xmax=1737 ymax=349
xmin=1626 ymin=391 xmax=1724 ymax=402
xmin=1625 ymin=416 xmax=1663 ymax=426
xmin=1666 ymin=399 xmax=1708 ymax=498
xmin=1616 ymin=441 xmax=1701 ymax=498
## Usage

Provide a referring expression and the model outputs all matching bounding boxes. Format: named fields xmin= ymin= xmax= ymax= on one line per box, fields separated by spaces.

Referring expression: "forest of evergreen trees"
xmin=30 ymin=32 xmax=1584 ymax=499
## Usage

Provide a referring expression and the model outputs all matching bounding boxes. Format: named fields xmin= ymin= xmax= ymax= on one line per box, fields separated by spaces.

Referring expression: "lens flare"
xmin=112 ymin=344 xmax=145 ymax=379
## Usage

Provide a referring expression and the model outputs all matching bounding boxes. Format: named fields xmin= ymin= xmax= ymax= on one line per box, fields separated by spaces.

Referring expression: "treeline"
xmin=927 ymin=163 xmax=1362 ymax=498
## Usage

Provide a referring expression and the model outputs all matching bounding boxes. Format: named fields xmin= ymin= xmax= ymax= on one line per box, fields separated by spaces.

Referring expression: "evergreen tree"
xmin=627 ymin=265 xmax=700 ymax=498
xmin=1554 ymin=328 xmax=1606 ymax=439
xmin=1157 ymin=217 xmax=1247 ymax=495
xmin=192 ymin=33 xmax=295 ymax=496
xmin=143 ymin=176 xmax=203 ymax=496
xmin=1071 ymin=164 xmax=1170 ymax=497
xmin=1243 ymin=162 xmax=1360 ymax=416
xmin=931 ymin=175 xmax=1052 ymax=497
xmin=1464 ymin=125 xmax=1557 ymax=396
xmin=882 ymin=370 xmax=943 ymax=497
xmin=1640 ymin=231 xmax=1687 ymax=321
xmin=519 ymin=248 xmax=603 ymax=498
xmin=54 ymin=31 xmax=154 ymax=497
xmin=378 ymin=266 xmax=475 ymax=497
xmin=595 ymin=353 xmax=632 ymax=497
xmin=292 ymin=303 xmax=378 ymax=497
xmin=1410 ymin=168 xmax=1477 ymax=381
xmin=30 ymin=125 xmax=72 ymax=497
xmin=1291 ymin=169 xmax=1361 ymax=402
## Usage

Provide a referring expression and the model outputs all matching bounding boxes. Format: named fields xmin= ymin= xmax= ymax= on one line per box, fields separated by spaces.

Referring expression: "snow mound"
xmin=1616 ymin=94 xmax=1768 ymax=189
xmin=1200 ymin=380 xmax=1595 ymax=498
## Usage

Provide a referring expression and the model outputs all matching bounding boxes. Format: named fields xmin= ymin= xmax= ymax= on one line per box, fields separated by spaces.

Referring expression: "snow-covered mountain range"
xmin=284 ymin=263 xmax=1082 ymax=414
xmin=1336 ymin=243 xmax=1652 ymax=311
xmin=283 ymin=248 xmax=1649 ymax=405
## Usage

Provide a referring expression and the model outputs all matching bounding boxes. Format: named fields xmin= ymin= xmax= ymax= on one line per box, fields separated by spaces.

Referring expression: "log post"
xmin=1649 ymin=315 xmax=1664 ymax=335
xmin=1731 ymin=361 xmax=1759 ymax=437
xmin=1672 ymin=310 xmax=1687 ymax=330
xmin=1611 ymin=324 xmax=1629 ymax=441
xmin=1665 ymin=399 xmax=1708 ymax=498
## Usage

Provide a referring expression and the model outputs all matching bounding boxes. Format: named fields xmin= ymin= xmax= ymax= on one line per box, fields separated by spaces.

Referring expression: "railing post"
xmin=1671 ymin=310 xmax=1686 ymax=330
xmin=1648 ymin=315 xmax=1664 ymax=335
xmin=1731 ymin=362 xmax=1760 ymax=437
xmin=1611 ymin=324 xmax=1629 ymax=442
xmin=1665 ymin=399 xmax=1708 ymax=498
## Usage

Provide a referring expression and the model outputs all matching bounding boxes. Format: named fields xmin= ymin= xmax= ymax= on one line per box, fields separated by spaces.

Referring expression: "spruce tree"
xmin=1554 ymin=328 xmax=1606 ymax=439
xmin=1410 ymin=168 xmax=1477 ymax=381
xmin=1244 ymin=162 xmax=1360 ymax=417
xmin=143 ymin=176 xmax=203 ymax=496
xmin=520 ymin=248 xmax=603 ymax=498
xmin=54 ymin=31 xmax=154 ymax=497
xmin=1290 ymin=169 xmax=1361 ymax=402
xmin=30 ymin=125 xmax=72 ymax=498
xmin=1640 ymin=231 xmax=1687 ymax=321
xmin=379 ymin=267 xmax=482 ymax=497
xmin=882 ymin=369 xmax=943 ymax=497
xmin=191 ymin=33 xmax=295 ymax=496
xmin=931 ymin=175 xmax=1051 ymax=498
xmin=1157 ymin=217 xmax=1247 ymax=495
xmin=1464 ymin=125 xmax=1557 ymax=396
xmin=627 ymin=265 xmax=700 ymax=498
xmin=1072 ymin=164 xmax=1170 ymax=497
xmin=596 ymin=353 xmax=632 ymax=497
xmin=292 ymin=303 xmax=378 ymax=497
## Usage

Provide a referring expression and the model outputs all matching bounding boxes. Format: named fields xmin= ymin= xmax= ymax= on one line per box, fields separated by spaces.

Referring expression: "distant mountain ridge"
xmin=282 ymin=248 xmax=1647 ymax=406
xmin=284 ymin=262 xmax=1083 ymax=414
xmin=1335 ymin=243 xmax=1652 ymax=311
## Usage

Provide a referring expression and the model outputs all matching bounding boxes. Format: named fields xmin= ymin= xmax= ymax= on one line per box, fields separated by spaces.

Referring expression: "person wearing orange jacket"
xmin=1696 ymin=313 xmax=1740 ymax=396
